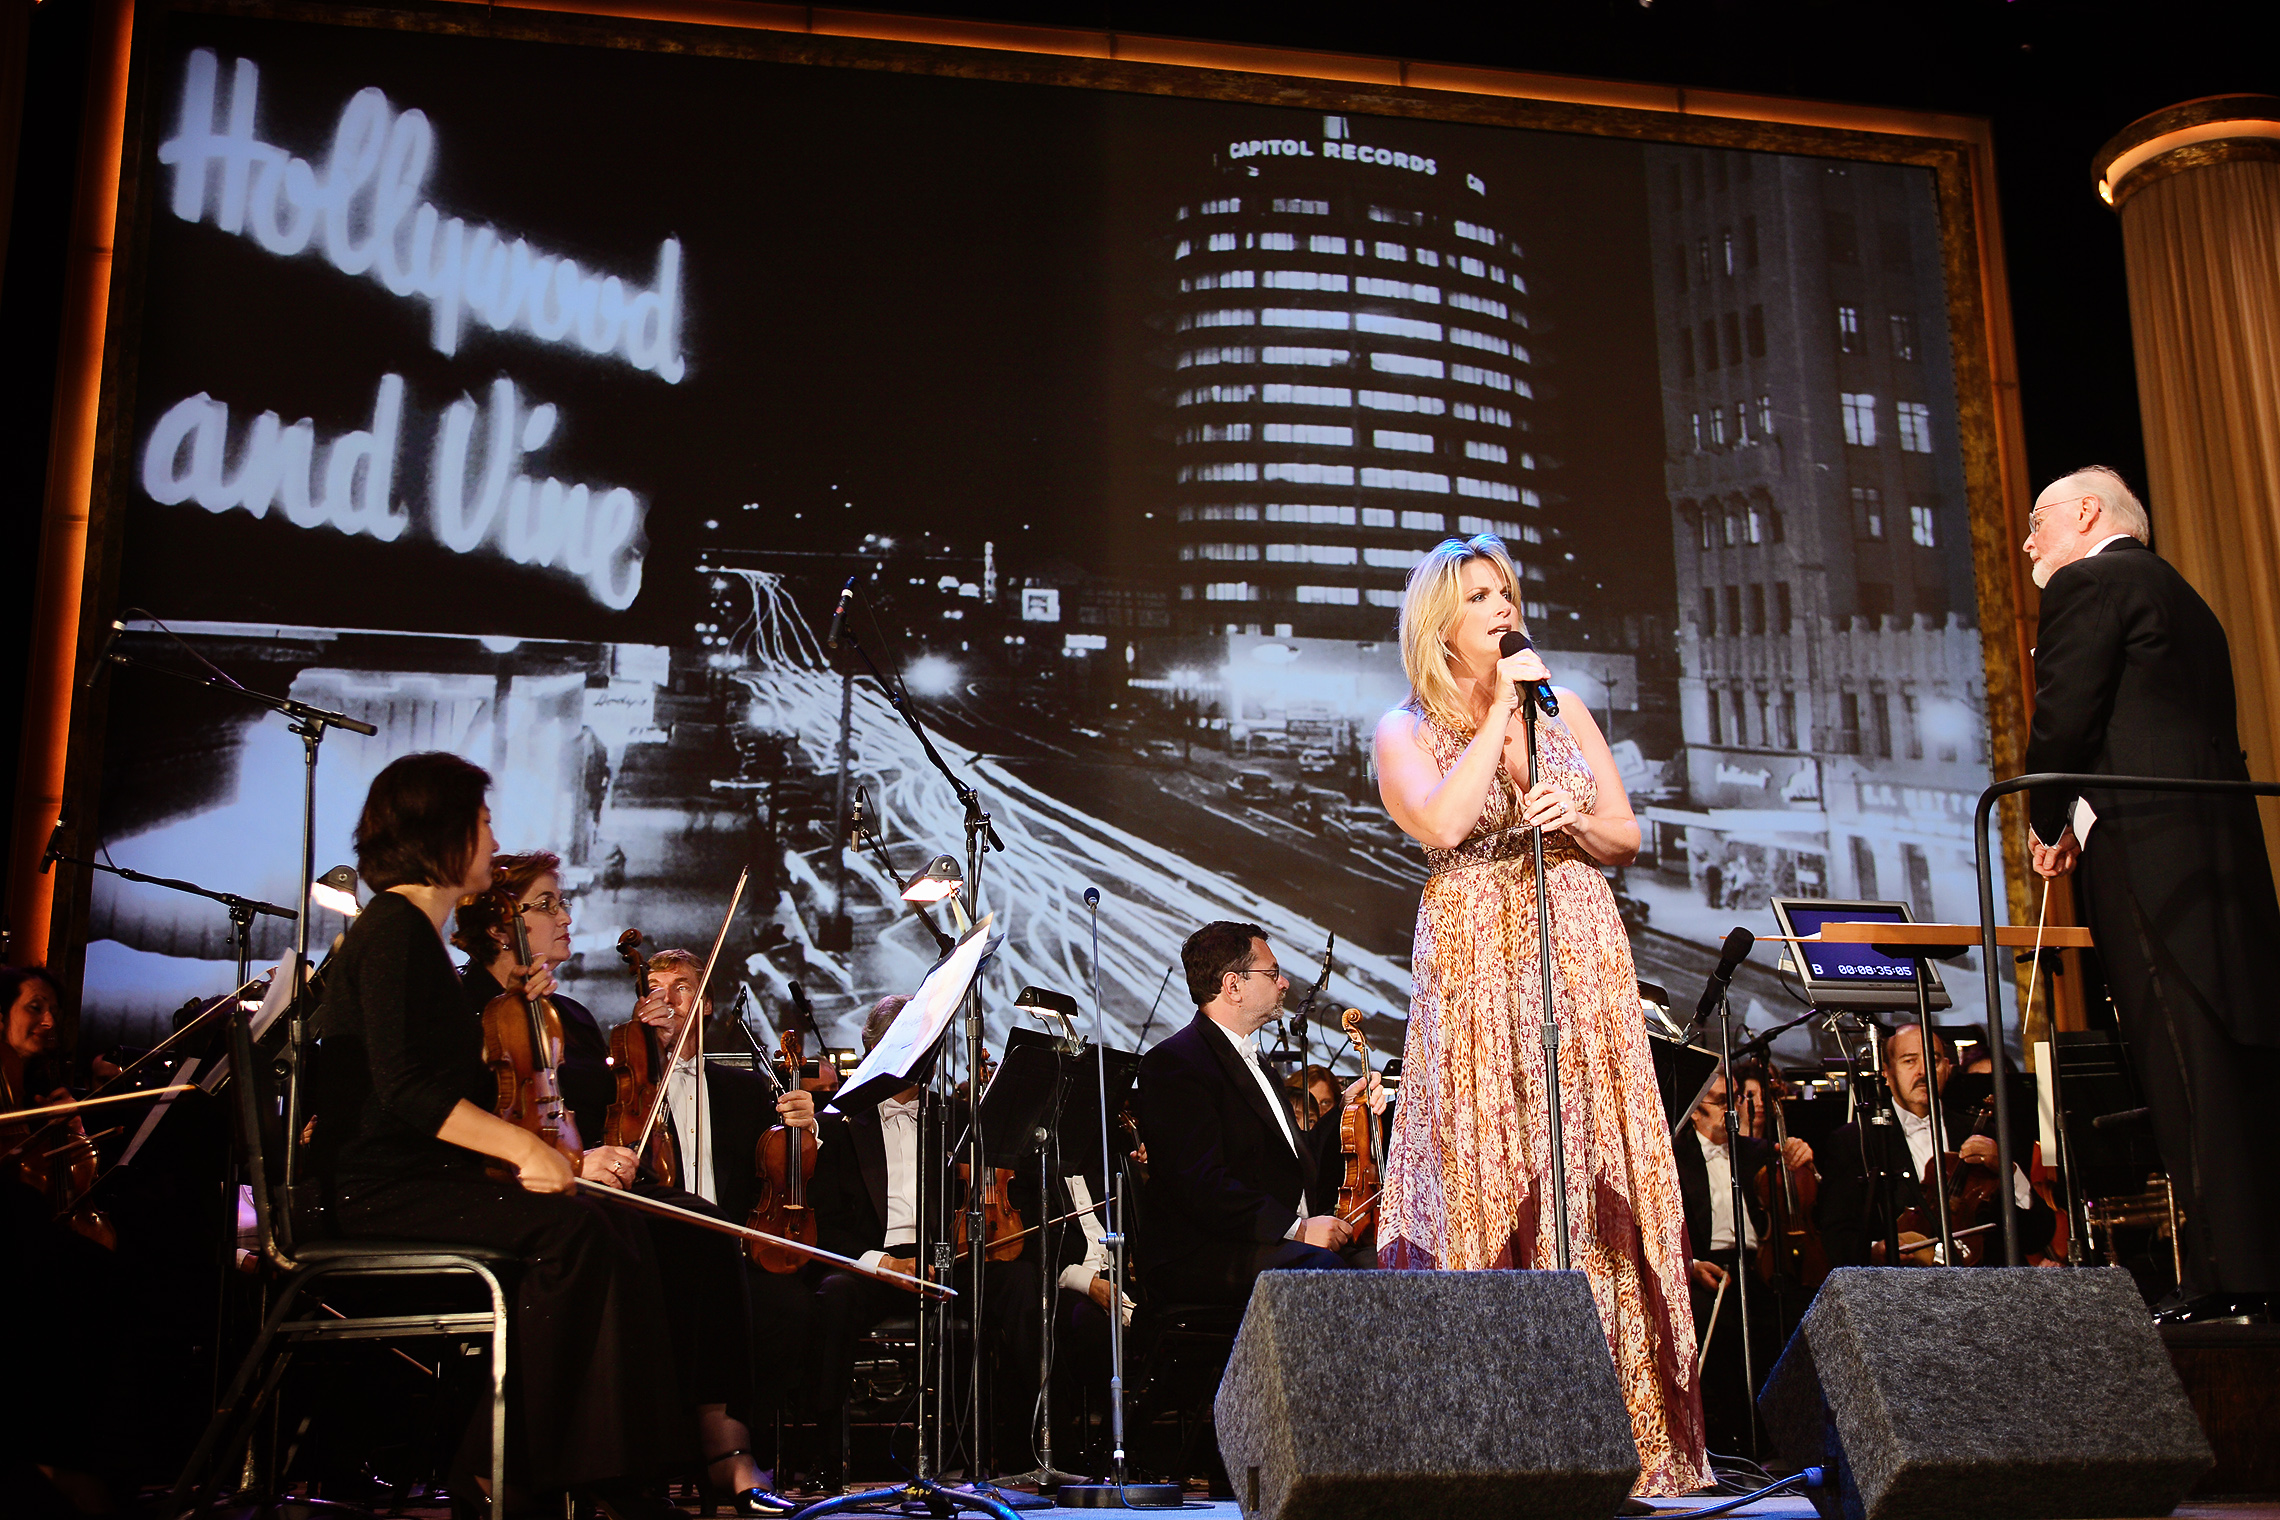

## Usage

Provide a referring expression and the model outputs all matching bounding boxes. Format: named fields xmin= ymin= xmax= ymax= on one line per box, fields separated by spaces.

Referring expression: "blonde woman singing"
xmin=1373 ymin=535 xmax=1710 ymax=1495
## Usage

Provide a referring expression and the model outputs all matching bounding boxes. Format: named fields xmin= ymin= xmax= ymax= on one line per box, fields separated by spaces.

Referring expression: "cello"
xmin=604 ymin=928 xmax=677 ymax=1188
xmin=480 ymin=888 xmax=583 ymax=1168
xmin=748 ymin=982 xmax=822 ymax=1272
xmin=1335 ymin=1009 xmax=1383 ymax=1242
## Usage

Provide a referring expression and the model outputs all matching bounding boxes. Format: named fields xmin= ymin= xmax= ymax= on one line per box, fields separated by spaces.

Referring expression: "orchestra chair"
xmin=1124 ymin=1297 xmax=1242 ymax=1489
xmin=170 ymin=1008 xmax=515 ymax=1516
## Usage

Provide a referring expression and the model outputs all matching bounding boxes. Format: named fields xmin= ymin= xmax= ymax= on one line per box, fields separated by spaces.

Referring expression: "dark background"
xmin=2 ymin=0 xmax=2255 ymax=879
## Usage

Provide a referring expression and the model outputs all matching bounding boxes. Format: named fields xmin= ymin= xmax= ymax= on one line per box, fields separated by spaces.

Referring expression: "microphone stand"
xmin=1522 ymin=687 xmax=1571 ymax=1270
xmin=42 ymin=849 xmax=295 ymax=992
xmin=1059 ymin=892 xmax=1181 ymax=1509
xmin=831 ymin=612 xmax=1003 ymax=1489
xmin=1709 ymin=988 xmax=1760 ymax=1457
xmin=89 ymin=640 xmax=376 ymax=1224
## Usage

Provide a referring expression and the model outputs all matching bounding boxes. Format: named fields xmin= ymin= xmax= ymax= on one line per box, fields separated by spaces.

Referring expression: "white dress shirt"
xmin=1694 ymin=1127 xmax=1757 ymax=1252
xmin=1057 ymin=1174 xmax=1135 ymax=1325
xmin=2067 ymin=532 xmax=2138 ymax=847
xmin=859 ymin=1093 xmax=923 ymax=1271
xmin=663 ymin=1051 xmax=716 ymax=1204
xmin=1210 ymin=1018 xmax=1299 ymax=1155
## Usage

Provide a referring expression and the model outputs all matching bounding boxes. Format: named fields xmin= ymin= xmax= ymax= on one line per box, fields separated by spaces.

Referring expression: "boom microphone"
xmin=80 ymin=619 xmax=126 ymax=692
xmin=825 ymin=576 xmax=857 ymax=650
xmin=1083 ymin=886 xmax=1100 ymax=910
xmin=1693 ymin=926 xmax=1756 ymax=1023
xmin=38 ymin=812 xmax=67 ymax=875
xmin=1497 ymin=630 xmax=1558 ymax=715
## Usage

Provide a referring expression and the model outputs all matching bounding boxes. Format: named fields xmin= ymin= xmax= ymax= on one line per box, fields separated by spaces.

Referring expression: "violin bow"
xmin=0 ymin=1085 xmax=200 ymax=1161
xmin=631 ymin=866 xmax=750 ymax=1165
xmin=574 ymin=1179 xmax=955 ymax=1298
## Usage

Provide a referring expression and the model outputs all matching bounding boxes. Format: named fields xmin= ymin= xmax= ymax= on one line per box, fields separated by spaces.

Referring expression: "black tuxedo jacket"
xmin=2023 ymin=535 xmax=2280 ymax=1044
xmin=812 ymin=1105 xmax=895 ymax=1263
xmin=809 ymin=1099 xmax=987 ymax=1264
xmin=1671 ymin=1124 xmax=1771 ymax=1263
xmin=1133 ymin=1012 xmax=1332 ymax=1273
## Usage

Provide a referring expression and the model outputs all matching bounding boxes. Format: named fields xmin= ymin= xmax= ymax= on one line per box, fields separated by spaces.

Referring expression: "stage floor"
xmin=287 ymin=1489 xmax=2280 ymax=1519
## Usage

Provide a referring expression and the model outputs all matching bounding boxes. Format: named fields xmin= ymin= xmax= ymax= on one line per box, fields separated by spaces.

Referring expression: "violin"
xmin=1335 ymin=1009 xmax=1383 ymax=1241
xmin=748 ymin=982 xmax=822 ymax=1273
xmin=1892 ymin=1094 xmax=2005 ymax=1267
xmin=1749 ymin=1071 xmax=1829 ymax=1293
xmin=604 ymin=929 xmax=677 ymax=1188
xmin=1116 ymin=1103 xmax=1147 ymax=1187
xmin=953 ymin=1045 xmax=1025 ymax=1264
xmin=481 ymin=890 xmax=583 ymax=1167
xmin=2 ymin=1089 xmax=116 ymax=1251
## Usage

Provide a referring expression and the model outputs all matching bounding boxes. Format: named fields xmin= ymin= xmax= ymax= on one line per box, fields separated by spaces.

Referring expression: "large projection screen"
xmin=49 ymin=1 xmax=2030 ymax=1065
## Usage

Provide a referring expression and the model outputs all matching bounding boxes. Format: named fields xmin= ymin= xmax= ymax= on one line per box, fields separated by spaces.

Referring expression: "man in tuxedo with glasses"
xmin=1133 ymin=921 xmax=1370 ymax=1306
xmin=2021 ymin=465 xmax=2280 ymax=1323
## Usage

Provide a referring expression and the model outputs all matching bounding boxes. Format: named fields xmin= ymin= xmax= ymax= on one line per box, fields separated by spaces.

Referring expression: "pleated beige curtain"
xmin=2114 ymin=153 xmax=2280 ymax=868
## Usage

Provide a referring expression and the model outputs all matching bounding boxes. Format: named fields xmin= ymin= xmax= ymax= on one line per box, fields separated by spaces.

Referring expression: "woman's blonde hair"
xmin=1399 ymin=534 xmax=1527 ymax=730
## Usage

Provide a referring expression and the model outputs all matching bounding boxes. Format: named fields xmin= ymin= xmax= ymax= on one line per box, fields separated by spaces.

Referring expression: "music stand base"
xmin=961 ymin=1481 xmax=1055 ymax=1510
xmin=1056 ymin=1481 xmax=1183 ymax=1508
xmin=791 ymin=1477 xmax=1025 ymax=1520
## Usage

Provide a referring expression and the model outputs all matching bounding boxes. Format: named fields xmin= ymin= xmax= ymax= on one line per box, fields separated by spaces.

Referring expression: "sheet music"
xmin=827 ymin=913 xmax=1000 ymax=1113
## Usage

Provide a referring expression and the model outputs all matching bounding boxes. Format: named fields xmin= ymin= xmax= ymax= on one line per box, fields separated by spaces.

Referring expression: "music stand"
xmin=811 ymin=921 xmax=1019 ymax=1520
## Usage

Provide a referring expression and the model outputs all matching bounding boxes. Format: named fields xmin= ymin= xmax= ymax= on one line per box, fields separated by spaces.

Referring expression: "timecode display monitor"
xmin=1768 ymin=898 xmax=1954 ymax=1013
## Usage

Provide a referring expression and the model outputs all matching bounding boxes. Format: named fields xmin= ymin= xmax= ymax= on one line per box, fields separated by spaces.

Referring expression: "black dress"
xmin=312 ymin=891 xmax=694 ymax=1487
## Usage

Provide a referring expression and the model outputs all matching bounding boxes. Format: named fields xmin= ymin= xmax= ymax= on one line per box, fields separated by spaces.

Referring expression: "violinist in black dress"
xmin=310 ymin=752 xmax=692 ymax=1516
xmin=449 ymin=852 xmax=799 ymax=1513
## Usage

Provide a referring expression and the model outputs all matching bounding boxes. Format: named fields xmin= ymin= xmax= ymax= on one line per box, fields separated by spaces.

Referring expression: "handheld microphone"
xmin=825 ymin=576 xmax=857 ymax=650
xmin=38 ymin=812 xmax=67 ymax=875
xmin=80 ymin=619 xmax=126 ymax=692
xmin=1083 ymin=886 xmax=1100 ymax=911
xmin=1693 ymin=927 xmax=1756 ymax=1023
xmin=1496 ymin=630 xmax=1559 ymax=715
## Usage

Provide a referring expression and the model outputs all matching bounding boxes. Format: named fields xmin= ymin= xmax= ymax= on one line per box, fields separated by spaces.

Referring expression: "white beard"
xmin=2030 ymin=557 xmax=2054 ymax=590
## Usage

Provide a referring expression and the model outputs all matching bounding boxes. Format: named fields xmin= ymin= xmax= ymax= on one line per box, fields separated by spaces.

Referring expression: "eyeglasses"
xmin=521 ymin=892 xmax=575 ymax=918
xmin=1229 ymin=966 xmax=1287 ymax=982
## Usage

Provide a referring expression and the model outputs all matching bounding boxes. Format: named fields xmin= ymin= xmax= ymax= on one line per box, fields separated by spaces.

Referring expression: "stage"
xmin=314 ymin=1489 xmax=2280 ymax=1520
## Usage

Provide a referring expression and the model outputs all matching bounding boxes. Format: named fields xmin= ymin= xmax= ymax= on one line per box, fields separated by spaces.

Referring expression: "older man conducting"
xmin=2020 ymin=465 xmax=2280 ymax=1323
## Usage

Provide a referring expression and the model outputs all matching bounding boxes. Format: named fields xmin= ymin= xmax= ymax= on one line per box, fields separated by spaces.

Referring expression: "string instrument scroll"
xmin=1335 ymin=1009 xmax=1383 ymax=1240
xmin=481 ymin=889 xmax=583 ymax=1168
xmin=604 ymin=929 xmax=677 ymax=1187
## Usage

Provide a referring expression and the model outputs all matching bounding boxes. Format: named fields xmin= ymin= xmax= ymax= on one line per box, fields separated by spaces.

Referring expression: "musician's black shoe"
xmin=580 ymin=1477 xmax=685 ymax=1520
xmin=2153 ymin=1292 xmax=2270 ymax=1324
xmin=728 ymin=1487 xmax=801 ymax=1517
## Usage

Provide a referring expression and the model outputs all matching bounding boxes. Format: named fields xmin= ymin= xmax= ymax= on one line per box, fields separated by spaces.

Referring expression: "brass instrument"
xmin=2084 ymin=1173 xmax=2183 ymax=1281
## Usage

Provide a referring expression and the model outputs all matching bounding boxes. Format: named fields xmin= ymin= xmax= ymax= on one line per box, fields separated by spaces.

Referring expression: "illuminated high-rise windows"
xmin=1164 ymin=129 xmax=1547 ymax=636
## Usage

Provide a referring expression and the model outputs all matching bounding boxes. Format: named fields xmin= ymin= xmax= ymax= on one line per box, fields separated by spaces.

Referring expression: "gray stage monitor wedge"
xmin=1758 ymin=1268 xmax=2213 ymax=1520
xmin=1214 ymin=1270 xmax=1639 ymax=1520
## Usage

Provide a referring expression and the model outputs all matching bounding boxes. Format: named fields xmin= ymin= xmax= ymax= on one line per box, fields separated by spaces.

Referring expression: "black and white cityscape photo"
xmin=89 ymin=10 xmax=2006 ymax=1061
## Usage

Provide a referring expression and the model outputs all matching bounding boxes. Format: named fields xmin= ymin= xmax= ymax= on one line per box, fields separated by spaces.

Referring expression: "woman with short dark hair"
xmin=313 ymin=751 xmax=692 ymax=1517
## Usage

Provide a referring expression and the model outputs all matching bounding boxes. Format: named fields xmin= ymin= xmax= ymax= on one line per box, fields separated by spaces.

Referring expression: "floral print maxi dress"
xmin=1377 ymin=706 xmax=1711 ymax=1496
